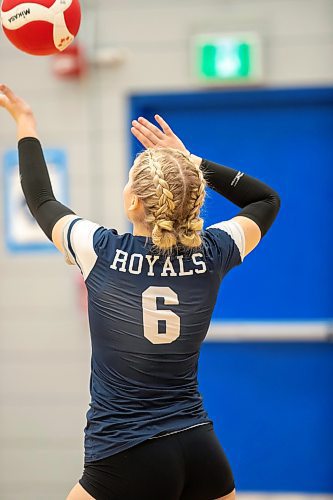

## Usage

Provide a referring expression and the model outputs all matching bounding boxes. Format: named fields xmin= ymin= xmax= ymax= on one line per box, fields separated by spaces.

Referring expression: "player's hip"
xmin=80 ymin=422 xmax=235 ymax=500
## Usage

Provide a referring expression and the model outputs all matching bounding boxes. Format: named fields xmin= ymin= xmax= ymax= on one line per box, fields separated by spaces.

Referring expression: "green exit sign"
xmin=194 ymin=33 xmax=262 ymax=84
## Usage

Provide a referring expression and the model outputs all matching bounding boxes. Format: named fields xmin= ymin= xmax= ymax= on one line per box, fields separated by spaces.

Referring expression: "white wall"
xmin=0 ymin=0 xmax=332 ymax=498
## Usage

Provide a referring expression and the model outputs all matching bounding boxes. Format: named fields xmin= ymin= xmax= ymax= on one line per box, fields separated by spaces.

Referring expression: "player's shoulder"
xmin=92 ymin=226 xmax=138 ymax=257
xmin=202 ymin=220 xmax=246 ymax=263
xmin=65 ymin=218 xmax=122 ymax=262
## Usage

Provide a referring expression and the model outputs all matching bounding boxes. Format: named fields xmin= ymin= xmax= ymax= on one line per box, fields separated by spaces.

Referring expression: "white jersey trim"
xmin=62 ymin=216 xmax=80 ymax=266
xmin=63 ymin=219 xmax=101 ymax=280
xmin=207 ymin=220 xmax=246 ymax=261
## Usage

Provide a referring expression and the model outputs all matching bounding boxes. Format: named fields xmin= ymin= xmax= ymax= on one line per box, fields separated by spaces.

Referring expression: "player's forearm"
xmin=199 ymin=158 xmax=281 ymax=237
xmin=18 ymin=137 xmax=74 ymax=240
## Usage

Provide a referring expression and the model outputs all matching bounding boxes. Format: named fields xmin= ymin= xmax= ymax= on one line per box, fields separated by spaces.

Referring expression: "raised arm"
xmin=131 ymin=115 xmax=280 ymax=257
xmin=0 ymin=84 xmax=76 ymax=254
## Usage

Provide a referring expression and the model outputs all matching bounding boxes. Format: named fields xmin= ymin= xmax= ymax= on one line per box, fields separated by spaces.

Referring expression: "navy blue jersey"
xmin=63 ymin=218 xmax=245 ymax=462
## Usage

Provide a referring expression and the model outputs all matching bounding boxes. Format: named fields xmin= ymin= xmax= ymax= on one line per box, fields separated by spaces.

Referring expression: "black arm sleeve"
xmin=200 ymin=159 xmax=281 ymax=237
xmin=18 ymin=137 xmax=75 ymax=241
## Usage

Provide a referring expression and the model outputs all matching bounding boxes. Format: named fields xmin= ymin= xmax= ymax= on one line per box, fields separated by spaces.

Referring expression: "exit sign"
xmin=194 ymin=33 xmax=262 ymax=84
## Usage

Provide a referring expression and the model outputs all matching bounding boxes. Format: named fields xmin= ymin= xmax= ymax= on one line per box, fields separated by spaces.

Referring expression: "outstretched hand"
xmin=0 ymin=84 xmax=33 ymax=122
xmin=0 ymin=84 xmax=37 ymax=140
xmin=131 ymin=115 xmax=189 ymax=153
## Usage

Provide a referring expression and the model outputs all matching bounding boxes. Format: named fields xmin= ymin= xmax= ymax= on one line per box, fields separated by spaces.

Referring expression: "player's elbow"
xmin=272 ymin=190 xmax=281 ymax=211
xmin=262 ymin=191 xmax=281 ymax=236
xmin=269 ymin=190 xmax=281 ymax=218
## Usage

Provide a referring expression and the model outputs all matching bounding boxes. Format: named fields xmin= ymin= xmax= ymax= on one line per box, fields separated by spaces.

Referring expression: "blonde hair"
xmin=131 ymin=148 xmax=206 ymax=251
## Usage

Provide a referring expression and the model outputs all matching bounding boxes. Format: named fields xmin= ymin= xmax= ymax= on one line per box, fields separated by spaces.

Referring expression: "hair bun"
xmin=152 ymin=222 xmax=177 ymax=250
xmin=156 ymin=220 xmax=174 ymax=232
xmin=188 ymin=218 xmax=204 ymax=232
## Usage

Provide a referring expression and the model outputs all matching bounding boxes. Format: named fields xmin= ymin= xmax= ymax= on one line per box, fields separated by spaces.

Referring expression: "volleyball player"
xmin=0 ymin=84 xmax=280 ymax=500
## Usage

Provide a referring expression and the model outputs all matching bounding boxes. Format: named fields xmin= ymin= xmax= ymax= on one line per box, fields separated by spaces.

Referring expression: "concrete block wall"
xmin=0 ymin=0 xmax=332 ymax=498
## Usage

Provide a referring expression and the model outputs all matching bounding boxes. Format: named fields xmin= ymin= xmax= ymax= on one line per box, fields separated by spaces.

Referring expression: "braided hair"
xmin=177 ymin=151 xmax=206 ymax=248
xmin=131 ymin=148 xmax=206 ymax=251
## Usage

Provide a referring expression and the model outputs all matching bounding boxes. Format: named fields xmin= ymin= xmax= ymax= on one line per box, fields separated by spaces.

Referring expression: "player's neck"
xmin=132 ymin=221 xmax=152 ymax=238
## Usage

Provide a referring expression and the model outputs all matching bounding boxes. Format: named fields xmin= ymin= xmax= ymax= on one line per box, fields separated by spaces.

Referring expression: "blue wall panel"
xmin=199 ymin=342 xmax=333 ymax=493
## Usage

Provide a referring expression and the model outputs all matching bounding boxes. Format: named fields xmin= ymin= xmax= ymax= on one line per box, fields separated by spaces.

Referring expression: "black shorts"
xmin=79 ymin=423 xmax=235 ymax=500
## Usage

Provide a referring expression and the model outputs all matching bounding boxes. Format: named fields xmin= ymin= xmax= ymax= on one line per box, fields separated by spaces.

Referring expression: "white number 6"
xmin=142 ymin=286 xmax=180 ymax=344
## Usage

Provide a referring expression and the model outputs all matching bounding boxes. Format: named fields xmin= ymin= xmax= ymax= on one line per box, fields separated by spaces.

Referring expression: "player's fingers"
xmin=0 ymin=84 xmax=16 ymax=101
xmin=0 ymin=95 xmax=9 ymax=108
xmin=137 ymin=117 xmax=165 ymax=140
xmin=132 ymin=120 xmax=159 ymax=145
xmin=131 ymin=127 xmax=155 ymax=149
xmin=154 ymin=114 xmax=173 ymax=136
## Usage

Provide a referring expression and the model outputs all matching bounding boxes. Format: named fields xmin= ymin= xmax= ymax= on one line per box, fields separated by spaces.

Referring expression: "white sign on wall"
xmin=3 ymin=149 xmax=69 ymax=253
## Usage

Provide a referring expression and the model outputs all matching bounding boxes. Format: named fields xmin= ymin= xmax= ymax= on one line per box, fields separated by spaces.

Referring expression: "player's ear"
xmin=128 ymin=194 xmax=140 ymax=212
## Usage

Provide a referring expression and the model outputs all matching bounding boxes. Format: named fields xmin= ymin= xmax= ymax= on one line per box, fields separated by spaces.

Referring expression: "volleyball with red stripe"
xmin=0 ymin=0 xmax=81 ymax=56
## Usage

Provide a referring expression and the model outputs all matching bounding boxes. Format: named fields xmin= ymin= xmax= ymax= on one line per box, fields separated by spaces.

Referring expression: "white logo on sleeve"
xmin=231 ymin=171 xmax=244 ymax=187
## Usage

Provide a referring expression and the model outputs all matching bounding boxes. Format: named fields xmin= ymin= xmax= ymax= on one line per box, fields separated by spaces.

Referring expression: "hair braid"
xmin=177 ymin=152 xmax=206 ymax=248
xmin=147 ymin=150 xmax=177 ymax=250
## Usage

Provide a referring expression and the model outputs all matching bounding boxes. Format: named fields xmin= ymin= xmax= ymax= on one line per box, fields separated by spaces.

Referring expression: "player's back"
xmin=65 ymin=218 xmax=244 ymax=461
